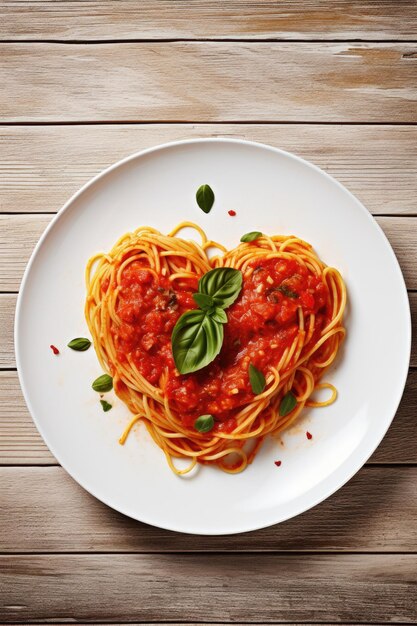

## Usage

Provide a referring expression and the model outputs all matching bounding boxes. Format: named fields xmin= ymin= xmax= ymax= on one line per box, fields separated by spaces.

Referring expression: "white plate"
xmin=15 ymin=139 xmax=411 ymax=535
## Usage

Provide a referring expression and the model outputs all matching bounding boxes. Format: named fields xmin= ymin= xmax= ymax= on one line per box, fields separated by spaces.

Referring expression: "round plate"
xmin=15 ymin=139 xmax=411 ymax=535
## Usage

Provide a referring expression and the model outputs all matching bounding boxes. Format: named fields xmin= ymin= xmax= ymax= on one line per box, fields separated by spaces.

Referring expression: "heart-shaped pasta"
xmin=85 ymin=223 xmax=346 ymax=475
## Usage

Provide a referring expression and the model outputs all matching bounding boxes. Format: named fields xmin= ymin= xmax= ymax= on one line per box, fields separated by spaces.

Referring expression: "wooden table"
xmin=1 ymin=2 xmax=417 ymax=623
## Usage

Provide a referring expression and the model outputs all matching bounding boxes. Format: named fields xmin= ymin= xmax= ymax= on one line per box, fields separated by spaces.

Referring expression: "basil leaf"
xmin=277 ymin=284 xmax=299 ymax=299
xmin=194 ymin=414 xmax=214 ymax=433
xmin=67 ymin=337 xmax=91 ymax=351
xmin=172 ymin=309 xmax=223 ymax=374
xmin=196 ymin=184 xmax=215 ymax=214
xmin=198 ymin=267 xmax=242 ymax=309
xmin=193 ymin=292 xmax=214 ymax=310
xmin=249 ymin=364 xmax=266 ymax=395
xmin=240 ymin=231 xmax=262 ymax=243
xmin=92 ymin=374 xmax=113 ymax=393
xmin=279 ymin=391 xmax=297 ymax=416
xmin=210 ymin=307 xmax=227 ymax=324
xmin=100 ymin=399 xmax=112 ymax=412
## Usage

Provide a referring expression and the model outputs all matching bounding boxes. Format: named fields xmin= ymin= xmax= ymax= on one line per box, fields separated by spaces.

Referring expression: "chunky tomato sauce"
xmin=110 ymin=257 xmax=329 ymax=430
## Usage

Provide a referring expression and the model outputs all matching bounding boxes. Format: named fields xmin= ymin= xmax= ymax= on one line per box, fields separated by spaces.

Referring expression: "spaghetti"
xmin=85 ymin=223 xmax=346 ymax=475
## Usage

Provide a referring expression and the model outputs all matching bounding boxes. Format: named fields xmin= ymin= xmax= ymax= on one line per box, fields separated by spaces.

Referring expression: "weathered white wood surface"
xmin=1 ymin=124 xmax=416 ymax=215
xmin=1 ymin=553 xmax=416 ymax=623
xmin=2 ymin=1 xmax=417 ymax=41
xmin=1 ymin=466 xmax=417 ymax=552
xmin=1 ymin=43 xmax=417 ymax=122
xmin=1 ymin=215 xmax=416 ymax=291
xmin=0 ymin=367 xmax=416 ymax=465
xmin=2 ymin=3 xmax=417 ymax=624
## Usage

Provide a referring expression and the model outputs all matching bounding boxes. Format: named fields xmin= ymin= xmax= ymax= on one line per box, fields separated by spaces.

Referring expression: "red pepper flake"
xmin=228 ymin=210 xmax=236 ymax=217
xmin=50 ymin=344 xmax=60 ymax=355
xmin=306 ymin=431 xmax=313 ymax=440
xmin=274 ymin=460 xmax=282 ymax=467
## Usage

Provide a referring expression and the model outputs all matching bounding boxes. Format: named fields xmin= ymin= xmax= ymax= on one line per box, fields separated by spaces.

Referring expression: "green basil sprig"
xmin=241 ymin=231 xmax=262 ymax=243
xmin=279 ymin=391 xmax=297 ymax=416
xmin=171 ymin=267 xmax=242 ymax=374
xmin=196 ymin=184 xmax=215 ymax=214
xmin=68 ymin=337 xmax=91 ymax=351
xmin=193 ymin=292 xmax=214 ymax=310
xmin=210 ymin=307 xmax=227 ymax=324
xmin=171 ymin=309 xmax=224 ymax=375
xmin=92 ymin=374 xmax=113 ymax=393
xmin=100 ymin=399 xmax=112 ymax=412
xmin=194 ymin=414 xmax=214 ymax=433
xmin=249 ymin=364 xmax=266 ymax=395
xmin=198 ymin=267 xmax=243 ymax=309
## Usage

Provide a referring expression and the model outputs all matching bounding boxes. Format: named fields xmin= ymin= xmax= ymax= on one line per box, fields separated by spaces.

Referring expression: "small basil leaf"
xmin=172 ymin=309 xmax=223 ymax=374
xmin=198 ymin=267 xmax=243 ymax=309
xmin=210 ymin=307 xmax=227 ymax=324
xmin=92 ymin=374 xmax=113 ymax=393
xmin=277 ymin=285 xmax=299 ymax=299
xmin=193 ymin=292 xmax=214 ymax=310
xmin=279 ymin=391 xmax=297 ymax=416
xmin=67 ymin=337 xmax=91 ymax=351
xmin=196 ymin=184 xmax=215 ymax=214
xmin=194 ymin=414 xmax=214 ymax=433
xmin=240 ymin=231 xmax=262 ymax=243
xmin=249 ymin=364 xmax=266 ymax=395
xmin=100 ymin=400 xmax=112 ymax=412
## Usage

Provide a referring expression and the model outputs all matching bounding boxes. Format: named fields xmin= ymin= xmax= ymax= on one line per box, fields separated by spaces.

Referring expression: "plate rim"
xmin=14 ymin=137 xmax=412 ymax=535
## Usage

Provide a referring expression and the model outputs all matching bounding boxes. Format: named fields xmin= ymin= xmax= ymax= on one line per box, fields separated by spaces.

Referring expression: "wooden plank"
xmin=2 ymin=215 xmax=416 ymax=291
xmin=1 ymin=1 xmax=417 ymax=41
xmin=0 ymin=370 xmax=55 ymax=464
xmin=1 ymin=43 xmax=417 ymax=123
xmin=1 ymin=466 xmax=417 ymax=552
xmin=0 ymin=367 xmax=416 ymax=465
xmin=1 ymin=124 xmax=417 ymax=215
xmin=0 ymin=294 xmax=14 ymax=367
xmin=0 ymin=215 xmax=50 ymax=291
xmin=371 ymin=365 xmax=417 ymax=462
xmin=378 ymin=217 xmax=417 ymax=290
xmin=1 ymin=553 xmax=416 ymax=623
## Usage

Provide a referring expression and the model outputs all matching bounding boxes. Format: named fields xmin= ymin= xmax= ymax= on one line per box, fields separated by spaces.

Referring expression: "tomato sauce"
xmin=112 ymin=257 xmax=329 ymax=430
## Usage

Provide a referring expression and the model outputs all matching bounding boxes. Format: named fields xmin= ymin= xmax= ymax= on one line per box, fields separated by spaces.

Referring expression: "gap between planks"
xmin=2 ymin=38 xmax=417 ymax=45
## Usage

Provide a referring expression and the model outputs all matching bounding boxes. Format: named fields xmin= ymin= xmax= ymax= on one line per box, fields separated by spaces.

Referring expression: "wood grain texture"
xmin=1 ymin=3 xmax=416 ymax=623
xmin=2 ymin=215 xmax=416 ymax=291
xmin=0 ymin=368 xmax=416 ymax=465
xmin=378 ymin=217 xmax=417 ymax=290
xmin=2 ymin=1 xmax=417 ymax=41
xmin=1 ymin=43 xmax=417 ymax=122
xmin=1 ymin=553 xmax=416 ymax=623
xmin=0 ymin=370 xmax=55 ymax=464
xmin=1 ymin=124 xmax=417 ymax=215
xmin=0 ymin=215 xmax=50 ymax=291
xmin=0 ymin=295 xmax=14 ymax=367
xmin=1 ymin=466 xmax=417 ymax=552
